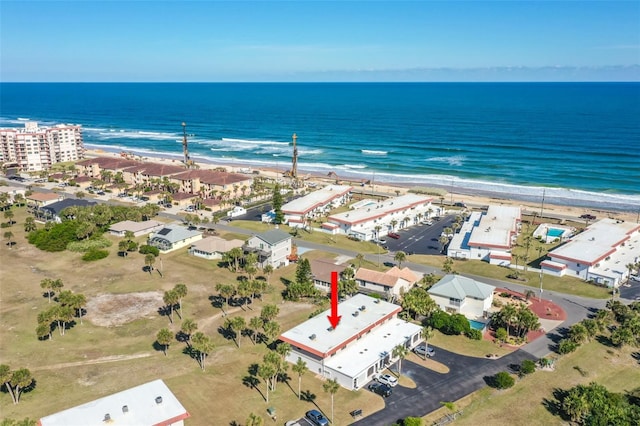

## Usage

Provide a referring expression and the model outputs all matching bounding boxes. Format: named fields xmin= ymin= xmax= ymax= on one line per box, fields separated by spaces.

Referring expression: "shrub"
xmin=28 ymin=221 xmax=79 ymax=252
xmin=557 ymin=339 xmax=579 ymax=354
xmin=127 ymin=241 xmax=139 ymax=251
xmin=520 ymin=359 xmax=536 ymax=375
xmin=82 ymin=249 xmax=109 ymax=261
xmin=139 ymin=245 xmax=159 ymax=256
xmin=446 ymin=314 xmax=471 ymax=335
xmin=493 ymin=371 xmax=515 ymax=389
xmin=428 ymin=310 xmax=450 ymax=331
xmin=402 ymin=418 xmax=423 ymax=426
xmin=466 ymin=328 xmax=483 ymax=340
xmin=67 ymin=237 xmax=113 ymax=252
xmin=495 ymin=327 xmax=508 ymax=342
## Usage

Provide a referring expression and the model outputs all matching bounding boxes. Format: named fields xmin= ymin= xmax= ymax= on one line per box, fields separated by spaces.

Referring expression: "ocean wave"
xmin=425 ymin=156 xmax=466 ymax=167
xmin=362 ymin=149 xmax=388 ymax=155
xmin=94 ymin=130 xmax=181 ymax=141
xmin=17 ymin=117 xmax=30 ymax=121
xmin=338 ymin=164 xmax=367 ymax=170
xmin=222 ymin=137 xmax=289 ymax=146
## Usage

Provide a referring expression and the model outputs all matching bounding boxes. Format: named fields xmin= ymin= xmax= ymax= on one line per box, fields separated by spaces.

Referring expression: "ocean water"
xmin=1 ymin=83 xmax=639 ymax=211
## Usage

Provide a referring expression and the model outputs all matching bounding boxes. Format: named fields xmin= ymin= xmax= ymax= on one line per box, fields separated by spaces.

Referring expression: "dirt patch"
xmin=85 ymin=292 xmax=164 ymax=327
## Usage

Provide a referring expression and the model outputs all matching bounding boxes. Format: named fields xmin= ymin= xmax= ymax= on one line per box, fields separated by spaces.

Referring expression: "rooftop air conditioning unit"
xmin=353 ymin=311 xmax=359 ymax=317
xmin=155 ymin=396 xmax=163 ymax=404
xmin=310 ymin=334 xmax=316 ymax=340
xmin=122 ymin=405 xmax=129 ymax=413
xmin=103 ymin=414 xmax=111 ymax=422
xmin=360 ymin=305 xmax=366 ymax=311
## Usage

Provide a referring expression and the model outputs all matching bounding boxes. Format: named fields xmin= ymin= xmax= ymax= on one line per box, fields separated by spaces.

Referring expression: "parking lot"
xmin=382 ymin=215 xmax=456 ymax=256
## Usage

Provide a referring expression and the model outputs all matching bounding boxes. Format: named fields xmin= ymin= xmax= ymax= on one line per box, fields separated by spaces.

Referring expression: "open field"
xmin=428 ymin=330 xmax=514 ymax=359
xmin=423 ymin=339 xmax=640 ymax=426
xmin=0 ymin=206 xmax=384 ymax=424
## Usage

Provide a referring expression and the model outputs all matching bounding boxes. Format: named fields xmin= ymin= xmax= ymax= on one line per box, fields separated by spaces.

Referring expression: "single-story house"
xmin=109 ymin=220 xmax=165 ymax=237
xmin=0 ymin=185 xmax=26 ymax=203
xmin=148 ymin=224 xmax=203 ymax=253
xmin=27 ymin=192 xmax=63 ymax=209
xmin=427 ymin=274 xmax=495 ymax=320
xmin=311 ymin=258 xmax=349 ymax=292
xmin=37 ymin=199 xmax=97 ymax=223
xmin=38 ymin=379 xmax=190 ymax=426
xmin=244 ymin=229 xmax=292 ymax=269
xmin=355 ymin=266 xmax=419 ymax=297
xmin=189 ymin=236 xmax=244 ymax=260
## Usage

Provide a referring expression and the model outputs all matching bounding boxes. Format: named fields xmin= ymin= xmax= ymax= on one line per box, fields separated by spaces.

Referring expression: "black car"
xmin=580 ymin=214 xmax=597 ymax=220
xmin=368 ymin=382 xmax=392 ymax=397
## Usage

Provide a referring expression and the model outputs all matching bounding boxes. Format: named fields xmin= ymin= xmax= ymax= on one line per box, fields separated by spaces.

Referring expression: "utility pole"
xmin=291 ymin=133 xmax=298 ymax=180
xmin=181 ymin=122 xmax=191 ymax=168
xmin=539 ymin=189 xmax=546 ymax=220
xmin=539 ymin=267 xmax=543 ymax=302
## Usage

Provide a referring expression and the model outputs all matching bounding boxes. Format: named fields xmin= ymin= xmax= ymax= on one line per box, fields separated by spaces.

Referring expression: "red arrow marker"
xmin=327 ymin=271 xmax=341 ymax=329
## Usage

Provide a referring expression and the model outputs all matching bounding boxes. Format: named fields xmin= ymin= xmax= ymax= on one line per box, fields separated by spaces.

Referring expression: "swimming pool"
xmin=468 ymin=319 xmax=487 ymax=331
xmin=547 ymin=228 xmax=564 ymax=238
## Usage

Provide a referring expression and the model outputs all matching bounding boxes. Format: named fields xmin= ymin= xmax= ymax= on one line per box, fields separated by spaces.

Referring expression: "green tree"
xmin=262 ymin=264 xmax=274 ymax=284
xmin=569 ymin=323 xmax=589 ymax=344
xmin=356 ymin=253 xmax=364 ymax=268
xmin=245 ymin=413 xmax=264 ymax=426
xmin=394 ymin=251 xmax=407 ymax=268
xmin=227 ymin=247 xmax=244 ymax=272
xmin=493 ymin=371 xmax=515 ymax=389
xmin=272 ymin=184 xmax=285 ymax=224
xmin=520 ymin=359 xmax=536 ymax=376
xmin=258 ymin=363 xmax=276 ymax=403
xmin=216 ymin=283 xmax=235 ymax=315
xmin=323 ymin=378 xmax=340 ymax=424
xmin=401 ymin=287 xmax=437 ymax=319
xmin=0 ymin=365 xmax=16 ymax=404
xmin=495 ymin=328 xmax=508 ymax=343
xmin=4 ymin=209 xmax=15 ymax=225
xmin=292 ymin=357 xmax=308 ymax=400
xmin=163 ymin=289 xmax=179 ymax=324
xmin=23 ymin=217 xmax=36 ymax=233
xmin=392 ymin=344 xmax=409 ymax=376
xmin=9 ymin=368 xmax=34 ymax=404
xmin=249 ymin=316 xmax=264 ymax=344
xmin=4 ymin=231 xmax=14 ymax=248
xmin=173 ymin=283 xmax=188 ymax=318
xmin=180 ymin=318 xmax=198 ymax=347
xmin=225 ymin=316 xmax=246 ymax=348
xmin=442 ymin=257 xmax=454 ymax=274
xmin=144 ymin=253 xmax=156 ymax=272
xmin=156 ymin=328 xmax=173 ymax=356
xmin=420 ymin=326 xmax=434 ymax=360
xmin=191 ymin=332 xmax=214 ymax=371
xmin=260 ymin=304 xmax=280 ymax=322
xmin=262 ymin=320 xmax=280 ymax=343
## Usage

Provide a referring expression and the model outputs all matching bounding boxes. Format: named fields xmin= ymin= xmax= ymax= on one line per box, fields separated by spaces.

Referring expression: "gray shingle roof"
xmin=255 ymin=229 xmax=291 ymax=246
xmin=428 ymin=275 xmax=495 ymax=300
xmin=150 ymin=224 xmax=201 ymax=244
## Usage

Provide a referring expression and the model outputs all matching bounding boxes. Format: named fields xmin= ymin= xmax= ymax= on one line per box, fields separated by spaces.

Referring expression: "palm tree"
xmin=394 ymin=251 xmax=407 ymax=268
xmin=180 ymin=319 xmax=198 ymax=347
xmin=356 ymin=253 xmax=364 ymax=269
xmin=258 ymin=363 xmax=276 ymax=402
xmin=292 ymin=357 xmax=308 ymax=400
xmin=323 ymin=378 xmax=340 ymax=424
xmin=4 ymin=210 xmax=15 ymax=225
xmin=421 ymin=326 xmax=434 ymax=360
xmin=8 ymin=368 xmax=33 ymax=404
xmin=156 ymin=328 xmax=173 ymax=356
xmin=390 ymin=219 xmax=398 ymax=231
xmin=215 ymin=283 xmax=235 ymax=315
xmin=262 ymin=264 xmax=274 ymax=284
xmin=246 ymin=413 xmax=264 ymax=426
xmin=439 ymin=235 xmax=450 ymax=253
xmin=163 ymin=289 xmax=179 ymax=324
xmin=392 ymin=343 xmax=409 ymax=376
xmin=191 ymin=332 xmax=214 ymax=371
xmin=249 ymin=316 xmax=264 ymax=344
xmin=4 ymin=231 xmax=14 ymax=248
xmin=24 ymin=217 xmax=36 ymax=233
xmin=173 ymin=283 xmax=188 ymax=318
xmin=144 ymin=253 xmax=156 ymax=272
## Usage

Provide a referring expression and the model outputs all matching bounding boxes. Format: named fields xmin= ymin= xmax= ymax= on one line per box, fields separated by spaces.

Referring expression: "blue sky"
xmin=1 ymin=1 xmax=639 ymax=82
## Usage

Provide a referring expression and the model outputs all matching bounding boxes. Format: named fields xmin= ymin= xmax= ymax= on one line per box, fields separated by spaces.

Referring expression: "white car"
xmin=376 ymin=373 xmax=398 ymax=387
xmin=414 ymin=344 xmax=435 ymax=358
xmin=421 ymin=220 xmax=433 ymax=226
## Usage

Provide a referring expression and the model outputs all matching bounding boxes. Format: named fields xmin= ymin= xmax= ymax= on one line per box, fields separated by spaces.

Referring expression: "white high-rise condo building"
xmin=0 ymin=121 xmax=84 ymax=172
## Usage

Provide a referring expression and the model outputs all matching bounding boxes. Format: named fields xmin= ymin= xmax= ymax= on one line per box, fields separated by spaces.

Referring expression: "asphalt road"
xmin=353 ymin=349 xmax=534 ymax=425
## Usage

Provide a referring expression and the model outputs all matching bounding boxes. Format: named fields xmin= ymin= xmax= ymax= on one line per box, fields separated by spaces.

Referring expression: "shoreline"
xmin=83 ymin=146 xmax=639 ymax=223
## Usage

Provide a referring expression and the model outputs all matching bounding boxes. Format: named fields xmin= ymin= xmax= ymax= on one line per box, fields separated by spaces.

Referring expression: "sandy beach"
xmin=84 ymin=148 xmax=638 ymax=223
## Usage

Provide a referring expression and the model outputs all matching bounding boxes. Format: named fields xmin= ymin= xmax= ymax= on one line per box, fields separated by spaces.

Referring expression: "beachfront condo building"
xmin=279 ymin=293 xmax=421 ymax=390
xmin=282 ymin=184 xmax=352 ymax=228
xmin=447 ymin=205 xmax=521 ymax=264
xmin=322 ymin=194 xmax=434 ymax=240
xmin=541 ymin=218 xmax=640 ymax=287
xmin=0 ymin=121 xmax=84 ymax=172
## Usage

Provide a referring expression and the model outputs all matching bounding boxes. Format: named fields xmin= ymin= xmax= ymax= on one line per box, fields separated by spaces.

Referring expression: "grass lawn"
xmin=230 ymin=220 xmax=381 ymax=254
xmin=1 ymin=206 xmax=388 ymax=425
xmin=408 ymin=255 xmax=611 ymax=299
xmin=428 ymin=339 xmax=640 ymax=426
xmin=428 ymin=330 xmax=513 ymax=359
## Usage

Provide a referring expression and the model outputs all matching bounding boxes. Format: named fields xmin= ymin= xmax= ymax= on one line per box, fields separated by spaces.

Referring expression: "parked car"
xmin=305 ymin=409 xmax=329 ymax=426
xmin=387 ymin=232 xmax=400 ymax=239
xmin=630 ymin=275 xmax=640 ymax=282
xmin=414 ymin=344 xmax=435 ymax=358
xmin=421 ymin=220 xmax=433 ymax=226
xmin=580 ymin=214 xmax=597 ymax=220
xmin=347 ymin=234 xmax=361 ymax=241
xmin=454 ymin=202 xmax=467 ymax=208
xmin=368 ymin=382 xmax=392 ymax=397
xmin=374 ymin=238 xmax=387 ymax=245
xmin=376 ymin=373 xmax=398 ymax=387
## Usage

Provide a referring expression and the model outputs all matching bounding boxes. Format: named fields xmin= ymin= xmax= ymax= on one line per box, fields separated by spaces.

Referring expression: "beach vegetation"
xmin=82 ymin=248 xmax=109 ymax=261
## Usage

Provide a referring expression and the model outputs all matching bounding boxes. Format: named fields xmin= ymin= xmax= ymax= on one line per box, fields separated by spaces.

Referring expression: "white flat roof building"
xmin=467 ymin=205 xmax=521 ymax=251
xmin=279 ymin=293 xmax=421 ymax=390
xmin=282 ymin=185 xmax=352 ymax=227
xmin=543 ymin=218 xmax=640 ymax=287
xmin=38 ymin=379 xmax=190 ymax=426
xmin=324 ymin=194 xmax=433 ymax=240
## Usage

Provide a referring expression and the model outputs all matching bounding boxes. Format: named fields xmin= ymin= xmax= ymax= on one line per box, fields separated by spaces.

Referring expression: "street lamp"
xmin=539 ymin=268 xmax=543 ymax=302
